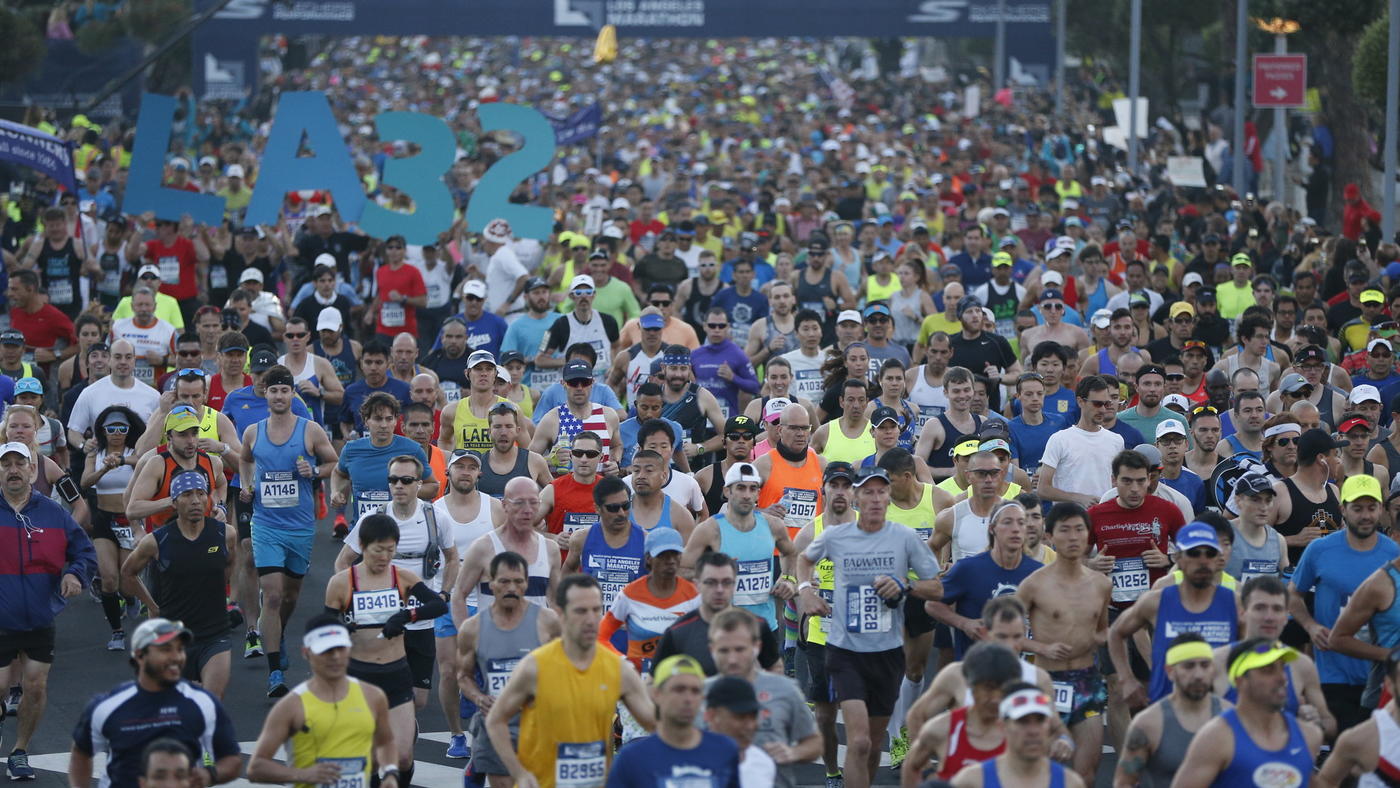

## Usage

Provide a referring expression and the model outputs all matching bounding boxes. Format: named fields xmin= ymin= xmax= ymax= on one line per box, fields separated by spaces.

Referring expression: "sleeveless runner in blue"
xmin=251 ymin=417 xmax=314 ymax=533
xmin=980 ymin=758 xmax=1066 ymax=788
xmin=1207 ymin=708 xmax=1312 ymax=788
xmin=1149 ymin=584 xmax=1238 ymax=701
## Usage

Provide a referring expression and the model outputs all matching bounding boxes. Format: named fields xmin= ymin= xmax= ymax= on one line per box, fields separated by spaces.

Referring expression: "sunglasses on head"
xmin=1191 ymin=405 xmax=1219 ymax=415
xmin=571 ymin=448 xmax=601 ymax=459
xmin=387 ymin=475 xmax=418 ymax=486
xmin=602 ymin=499 xmax=632 ymax=512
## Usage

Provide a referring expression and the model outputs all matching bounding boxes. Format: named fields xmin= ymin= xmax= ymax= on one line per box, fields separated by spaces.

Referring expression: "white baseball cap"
xmin=137 ymin=264 xmax=161 ymax=279
xmin=314 ymin=253 xmax=337 ymax=269
xmin=724 ymin=461 xmax=763 ymax=487
xmin=1155 ymin=419 xmax=1187 ymax=439
xmin=0 ymin=442 xmax=30 ymax=461
xmin=461 ymin=279 xmax=488 ymax=299
xmin=837 ymin=309 xmax=862 ymax=324
xmin=1090 ymin=309 xmax=1113 ymax=329
xmin=239 ymin=268 xmax=263 ymax=284
xmin=482 ymin=218 xmax=512 ymax=244
xmin=610 ymin=197 xmax=631 ymax=211
xmin=1183 ymin=272 xmax=1204 ymax=288
xmin=570 ymin=274 xmax=596 ymax=292
xmin=1041 ymin=270 xmax=1065 ymax=287
xmin=1350 ymin=384 xmax=1383 ymax=405
xmin=226 ymin=164 xmax=245 ymax=179
xmin=316 ymin=307 xmax=343 ymax=332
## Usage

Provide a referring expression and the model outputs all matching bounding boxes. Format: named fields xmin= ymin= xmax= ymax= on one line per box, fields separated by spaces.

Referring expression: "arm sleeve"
xmin=407 ymin=582 xmax=448 ymax=620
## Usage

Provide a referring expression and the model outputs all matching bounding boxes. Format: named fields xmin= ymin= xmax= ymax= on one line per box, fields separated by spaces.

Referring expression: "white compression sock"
xmin=888 ymin=676 xmax=922 ymax=740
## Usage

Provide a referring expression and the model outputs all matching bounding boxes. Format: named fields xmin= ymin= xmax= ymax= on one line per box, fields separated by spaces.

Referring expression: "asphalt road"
xmin=21 ymin=517 xmax=1118 ymax=787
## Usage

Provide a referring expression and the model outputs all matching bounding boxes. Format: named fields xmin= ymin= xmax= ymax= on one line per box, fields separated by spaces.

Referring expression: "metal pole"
xmin=1233 ymin=0 xmax=1249 ymax=195
xmin=993 ymin=0 xmax=1006 ymax=93
xmin=1128 ymin=0 xmax=1142 ymax=175
xmin=1386 ymin=0 xmax=1399 ymax=238
xmin=1055 ymin=0 xmax=1066 ymax=119
xmin=1273 ymin=34 xmax=1288 ymax=207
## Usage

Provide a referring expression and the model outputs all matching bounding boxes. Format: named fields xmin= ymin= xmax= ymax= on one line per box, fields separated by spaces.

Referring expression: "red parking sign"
xmin=1253 ymin=54 xmax=1307 ymax=108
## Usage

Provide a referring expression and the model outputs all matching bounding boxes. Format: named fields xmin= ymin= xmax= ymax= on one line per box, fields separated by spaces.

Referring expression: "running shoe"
xmin=887 ymin=726 xmax=909 ymax=770
xmin=6 ymin=750 xmax=33 ymax=781
xmin=445 ymin=733 xmax=470 ymax=759
xmin=245 ymin=631 xmax=264 ymax=659
xmin=824 ymin=774 xmax=843 ymax=788
xmin=106 ymin=631 xmax=126 ymax=652
xmin=333 ymin=514 xmax=349 ymax=540
xmin=266 ymin=670 xmax=289 ymax=698
xmin=4 ymin=688 xmax=18 ymax=716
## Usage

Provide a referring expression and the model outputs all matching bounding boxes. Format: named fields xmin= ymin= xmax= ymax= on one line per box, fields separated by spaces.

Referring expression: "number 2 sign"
xmin=122 ymin=91 xmax=556 ymax=244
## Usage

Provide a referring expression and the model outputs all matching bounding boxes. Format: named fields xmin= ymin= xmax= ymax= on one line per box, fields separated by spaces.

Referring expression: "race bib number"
xmin=158 ymin=255 xmax=181 ymax=284
xmin=48 ymin=279 xmax=73 ymax=305
xmin=132 ymin=360 xmax=155 ymax=385
xmin=259 ymin=470 xmax=299 ymax=508
xmin=380 ymin=301 xmax=405 ymax=327
xmin=209 ymin=265 xmax=229 ymax=290
xmin=531 ymin=367 xmax=560 ymax=391
xmin=112 ymin=525 xmax=136 ymax=550
xmin=917 ymin=404 xmax=945 ymax=430
xmin=818 ymin=587 xmax=834 ymax=634
xmin=427 ymin=281 xmax=445 ymax=305
xmin=349 ymin=587 xmax=400 ymax=625
xmin=845 ymin=584 xmax=892 ymax=633
xmin=562 ymin=511 xmax=600 ymax=535
xmin=355 ymin=489 xmax=390 ymax=521
xmin=793 ymin=369 xmax=824 ymax=399
xmin=1052 ymin=681 xmax=1073 ymax=715
xmin=780 ymin=487 xmax=818 ymax=527
xmin=441 ymin=381 xmax=461 ymax=405
xmin=1111 ymin=556 xmax=1151 ymax=603
xmin=485 ymin=657 xmax=520 ymax=696
xmin=734 ymin=559 xmax=774 ymax=606
xmin=1239 ymin=559 xmax=1279 ymax=583
xmin=555 ymin=741 xmax=606 ymax=788
xmin=99 ymin=268 xmax=122 ymax=296
xmin=316 ymin=757 xmax=366 ymax=788
xmin=717 ymin=399 xmax=731 ymax=419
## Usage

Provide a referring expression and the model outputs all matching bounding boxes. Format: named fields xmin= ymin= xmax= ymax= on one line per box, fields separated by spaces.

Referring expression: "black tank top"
xmin=797 ymin=267 xmax=836 ymax=343
xmin=152 ymin=517 xmax=230 ymax=638
xmin=479 ymin=448 xmax=530 ymax=499
xmin=313 ymin=339 xmax=359 ymax=386
xmin=1377 ymin=436 xmax=1400 ymax=477
xmin=1318 ymin=386 xmax=1341 ymax=431
xmin=663 ymin=384 xmax=709 ymax=446
xmin=1278 ymin=477 xmax=1344 ymax=564
xmin=928 ymin=413 xmax=983 ymax=471
xmin=36 ymin=237 xmax=84 ymax=319
xmin=681 ymin=276 xmax=720 ymax=333
xmin=704 ymin=460 xmax=727 ymax=516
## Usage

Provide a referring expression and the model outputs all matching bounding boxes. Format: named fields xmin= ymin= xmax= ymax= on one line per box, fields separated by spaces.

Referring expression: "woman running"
xmin=82 ymin=405 xmax=146 ymax=651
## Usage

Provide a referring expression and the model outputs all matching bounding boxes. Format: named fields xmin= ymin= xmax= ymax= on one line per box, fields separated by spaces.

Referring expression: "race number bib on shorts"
xmin=818 ymin=587 xmax=834 ymax=633
xmin=355 ymin=490 xmax=390 ymax=521
xmin=562 ymin=511 xmax=600 ymax=535
xmin=734 ymin=559 xmax=774 ymax=606
xmin=259 ymin=471 xmax=299 ymax=508
xmin=158 ymin=255 xmax=181 ymax=284
xmin=1111 ymin=556 xmax=1151 ymax=603
xmin=845 ymin=584 xmax=892 ymax=633
xmin=1053 ymin=681 xmax=1073 ymax=715
xmin=780 ymin=487 xmax=818 ymax=526
xmin=555 ymin=741 xmax=606 ymax=788
xmin=315 ymin=757 xmax=366 ymax=788
xmin=349 ymin=587 xmax=400 ymax=626
xmin=485 ymin=657 xmax=521 ymax=696
xmin=112 ymin=525 xmax=136 ymax=550
xmin=380 ymin=302 xmax=405 ymax=327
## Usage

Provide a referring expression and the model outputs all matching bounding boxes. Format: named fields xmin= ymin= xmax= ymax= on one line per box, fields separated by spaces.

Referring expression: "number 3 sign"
xmin=122 ymin=91 xmax=556 ymax=244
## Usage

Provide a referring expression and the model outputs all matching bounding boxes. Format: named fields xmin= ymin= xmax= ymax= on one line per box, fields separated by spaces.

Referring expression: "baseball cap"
xmin=724 ymin=461 xmax=763 ymax=487
xmin=1227 ymin=641 xmax=1299 ymax=687
xmin=570 ymin=274 xmax=596 ymax=292
xmin=226 ymin=164 xmax=244 ymax=179
xmin=1351 ymin=384 xmax=1383 ymax=405
xmin=13 ymin=377 xmax=41 ymax=396
xmin=1342 ymin=475 xmax=1385 ymax=503
xmin=164 ymin=404 xmax=201 ymax=433
xmin=854 ymin=466 xmax=891 ymax=487
xmin=498 ymin=351 xmax=525 ymax=367
xmin=317 ymin=307 xmax=343 ymax=332
xmin=482 ymin=218 xmax=513 ymax=244
xmin=448 ymin=449 xmax=482 ymax=468
xmin=1047 ymin=243 xmax=1074 ymax=260
xmin=314 ymin=253 xmax=337 ymax=269
xmin=0 ymin=330 xmax=22 ymax=347
xmin=999 ymin=236 xmax=1019 ymax=249
xmin=824 ymin=461 xmax=856 ymax=482
xmin=1233 ymin=471 xmax=1275 ymax=497
xmin=467 ymin=350 xmax=496 ymax=368
xmin=653 ymin=654 xmax=706 ymax=687
xmin=1371 ymin=338 xmax=1395 ymax=355
xmin=1175 ymin=521 xmax=1222 ymax=552
xmin=1231 ymin=253 xmax=1254 ymax=267
xmin=980 ymin=438 xmax=1012 ymax=455
xmin=524 ymin=276 xmax=549 ymax=292
xmin=1133 ymin=443 xmax=1163 ymax=469
xmin=1000 ymin=687 xmax=1055 ymax=720
xmin=1041 ymin=270 xmax=1065 ymax=287
xmin=1090 ymin=309 xmax=1112 ymax=329
xmin=239 ymin=268 xmax=263 ymax=284
xmin=837 ymin=310 xmax=862 ymax=325
xmin=1293 ymin=345 xmax=1326 ymax=365
xmin=1278 ymin=373 xmax=1310 ymax=394
xmin=1362 ymin=289 xmax=1386 ymax=305
xmin=170 ymin=469 xmax=210 ymax=497
xmin=639 ymin=313 xmax=665 ymax=330
xmin=705 ymin=676 xmax=760 ymax=714
xmin=1297 ymin=428 xmax=1348 ymax=464
xmin=1040 ymin=288 xmax=1064 ymax=303
xmin=1129 ymin=292 xmax=1150 ymax=308
xmin=137 ymin=264 xmax=161 ymax=279
xmin=461 ymin=279 xmax=488 ymax=300
xmin=1162 ymin=393 xmax=1191 ymax=411
xmin=1182 ymin=272 xmax=1204 ymax=288
xmin=763 ymin=397 xmax=793 ymax=423
xmin=952 ymin=438 xmax=981 ymax=458
xmin=644 ymin=527 xmax=684 ymax=557
xmin=1341 ymin=416 xmax=1372 ymax=434
xmin=1169 ymin=302 xmax=1196 ymax=319
xmin=562 ymin=360 xmax=593 ymax=382
xmin=863 ymin=303 xmax=892 ymax=318
xmin=0 ymin=442 xmax=29 ymax=461
xmin=303 ymin=622 xmax=353 ymax=654
xmin=130 ymin=618 xmax=192 ymax=655
xmin=991 ymin=252 xmax=1013 ymax=268
xmin=249 ymin=347 xmax=277 ymax=372
xmin=1155 ymin=419 xmax=1187 ymax=439
xmin=1202 ymin=233 xmax=1221 ymax=244
xmin=725 ymin=415 xmax=761 ymax=436
xmin=871 ymin=406 xmax=900 ymax=427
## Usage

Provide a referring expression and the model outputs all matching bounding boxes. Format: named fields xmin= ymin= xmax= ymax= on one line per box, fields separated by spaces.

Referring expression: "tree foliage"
xmin=1353 ymin=11 xmax=1389 ymax=109
xmin=0 ymin=5 xmax=46 ymax=83
xmin=1064 ymin=0 xmax=1222 ymax=111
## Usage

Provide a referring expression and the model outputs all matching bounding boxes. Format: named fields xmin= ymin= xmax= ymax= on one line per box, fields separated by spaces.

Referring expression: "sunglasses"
xmin=1183 ymin=547 xmax=1219 ymax=558
xmin=387 ymin=475 xmax=418 ymax=486
xmin=725 ymin=432 xmax=755 ymax=441
xmin=176 ymin=348 xmax=202 ymax=357
xmin=283 ymin=331 xmax=309 ymax=340
xmin=571 ymin=449 xmax=602 ymax=459
xmin=1172 ymin=317 xmax=1194 ymax=325
xmin=1085 ymin=398 xmax=1115 ymax=409
xmin=650 ymin=300 xmax=672 ymax=307
xmin=177 ymin=368 xmax=209 ymax=377
xmin=565 ymin=378 xmax=592 ymax=388
xmin=865 ymin=315 xmax=891 ymax=323
xmin=707 ymin=323 xmax=729 ymax=329
xmin=1041 ymin=303 xmax=1065 ymax=311
xmin=104 ymin=424 xmax=129 ymax=434
xmin=602 ymin=500 xmax=632 ymax=512
xmin=1165 ymin=373 xmax=1185 ymax=381
xmin=573 ymin=288 xmax=595 ymax=297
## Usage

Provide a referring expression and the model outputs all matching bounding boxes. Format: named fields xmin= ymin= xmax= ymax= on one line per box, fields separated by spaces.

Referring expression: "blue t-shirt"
xmin=1009 ymin=412 xmax=1065 ymax=473
xmin=221 ymin=386 xmax=313 ymax=487
xmin=710 ymin=287 xmax=771 ymax=345
xmin=462 ymin=311 xmax=509 ymax=357
xmin=73 ymin=680 xmax=239 ymax=788
xmin=948 ymin=251 xmax=993 ymax=287
xmin=606 ymin=730 xmax=741 ymax=788
xmin=1354 ymin=372 xmax=1400 ymax=425
xmin=500 ymin=313 xmax=556 ymax=387
xmin=1009 ymin=386 xmax=1077 ymax=426
xmin=1108 ymin=419 xmax=1146 ymax=450
xmin=1291 ymin=530 xmax=1400 ymax=684
xmin=618 ymin=416 xmax=683 ymax=468
xmin=339 ymin=377 xmax=413 ymax=432
xmin=718 ymin=259 xmax=776 ymax=286
xmin=336 ymin=435 xmax=432 ymax=522
xmin=532 ymin=382 xmax=622 ymax=423
xmin=940 ymin=551 xmax=1043 ymax=658
xmin=1160 ymin=468 xmax=1207 ymax=513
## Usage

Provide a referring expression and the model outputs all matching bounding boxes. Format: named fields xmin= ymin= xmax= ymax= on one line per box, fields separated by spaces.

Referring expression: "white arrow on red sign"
xmin=1270 ymin=87 xmax=1287 ymax=99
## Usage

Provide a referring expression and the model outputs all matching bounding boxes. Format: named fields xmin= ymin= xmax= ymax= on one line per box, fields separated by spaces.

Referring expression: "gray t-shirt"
xmin=700 ymin=672 xmax=817 ymax=788
xmin=804 ymin=519 xmax=941 ymax=652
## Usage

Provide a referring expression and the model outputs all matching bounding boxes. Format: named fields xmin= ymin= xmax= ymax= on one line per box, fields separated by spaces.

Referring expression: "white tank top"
xmin=909 ymin=365 xmax=949 ymax=431
xmin=625 ymin=347 xmax=663 ymax=404
xmin=565 ymin=311 xmax=612 ymax=378
xmin=481 ymin=530 xmax=551 ymax=608
xmin=279 ymin=353 xmax=317 ymax=386
xmin=417 ymin=259 xmax=456 ymax=309
xmin=950 ymin=499 xmax=992 ymax=564
xmin=433 ymin=494 xmax=495 ymax=610
xmin=962 ymin=659 xmax=1039 ymax=706
xmin=93 ymin=447 xmax=135 ymax=496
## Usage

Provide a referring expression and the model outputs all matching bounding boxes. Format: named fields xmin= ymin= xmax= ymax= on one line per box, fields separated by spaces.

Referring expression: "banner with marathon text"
xmin=0 ymin=121 xmax=77 ymax=194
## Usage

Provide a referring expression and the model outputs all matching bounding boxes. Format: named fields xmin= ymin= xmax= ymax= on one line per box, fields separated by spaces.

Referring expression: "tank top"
xmin=433 ymin=494 xmax=495 ymax=610
xmin=1097 ymin=345 xmax=1141 ymax=378
xmin=146 ymin=451 xmax=217 ymax=528
xmin=37 ymin=237 xmax=83 ymax=317
xmin=681 ymin=276 xmax=720 ymax=329
xmin=565 ymin=311 xmax=612 ymax=379
xmin=151 ymin=517 xmax=229 ymax=638
xmin=1226 ymin=353 xmax=1275 ymax=389
xmin=865 ymin=273 xmax=900 ymax=304
xmin=909 ymin=365 xmax=949 ymax=430
xmin=1209 ymin=709 xmax=1312 ymax=788
xmin=344 ymin=565 xmax=406 ymax=629
xmin=716 ymin=512 xmax=778 ymax=629
xmin=890 ymin=288 xmax=923 ymax=345
xmin=981 ymin=281 xmax=1020 ymax=340
xmin=1147 ymin=696 xmax=1223 ymax=788
xmin=1377 ymin=436 xmax=1400 ymax=478
xmin=477 ymin=602 xmax=544 ymax=700
xmin=821 ymin=419 xmax=877 ymax=466
xmin=756 ymin=448 xmax=824 ymax=534
xmin=889 ymin=483 xmax=939 ymax=542
xmin=250 ymin=418 xmax=314 ymax=534
xmin=92 ymin=448 xmax=135 ymax=496
xmin=1148 ymin=584 xmax=1238 ymax=701
xmin=764 ymin=316 xmax=800 ymax=356
xmin=804 ymin=514 xmax=844 ymax=646
xmin=546 ymin=474 xmax=600 ymax=539
xmin=1277 ymin=477 xmax=1343 ymax=566
xmin=313 ymin=339 xmax=359 ymax=387
xmin=479 ymin=448 xmax=530 ymax=499
xmin=937 ymin=706 xmax=1005 ymax=779
xmin=662 ymin=384 xmax=709 ymax=448
xmin=980 ymin=758 xmax=1065 ymax=788
xmin=624 ymin=345 xmax=663 ymax=405
xmin=1225 ymin=523 xmax=1284 ymax=583
xmin=783 ymin=349 xmax=826 ymax=401
xmin=629 ymin=494 xmax=674 ymax=533
xmin=1085 ymin=277 xmax=1109 ymax=315
xmin=1222 ymin=434 xmax=1262 ymax=461
xmin=950 ymin=499 xmax=993 ymax=563
xmin=1366 ymin=566 xmax=1400 ymax=706
xmin=552 ymin=403 xmax=612 ymax=472
xmin=289 ymin=678 xmax=375 ymax=788
xmin=1360 ymin=706 xmax=1400 ymax=788
xmin=928 ymin=413 xmax=983 ymax=470
xmin=704 ymin=461 xmax=728 ymax=517
xmin=452 ymin=395 xmax=508 ymax=454
xmin=832 ymin=247 xmax=860 ymax=292
xmin=1318 ymin=385 xmax=1341 ymax=431
xmin=517 ymin=639 xmax=622 ymax=788
xmin=580 ymin=524 xmax=646 ymax=609
xmin=797 ymin=266 xmax=834 ymax=319
xmin=1225 ymin=662 xmax=1297 ymax=716
xmin=479 ymin=530 xmax=550 ymax=608
xmin=280 ymin=353 xmax=324 ymax=424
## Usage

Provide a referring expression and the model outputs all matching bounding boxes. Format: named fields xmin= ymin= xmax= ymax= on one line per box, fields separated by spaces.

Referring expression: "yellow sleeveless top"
xmin=451 ymin=395 xmax=509 ymax=453
xmin=805 ymin=514 xmax=841 ymax=646
xmin=198 ymin=404 xmax=219 ymax=442
xmin=518 ymin=639 xmax=623 ymax=788
xmin=936 ymin=478 xmax=1023 ymax=500
xmin=820 ymin=419 xmax=876 ymax=466
xmin=890 ymin=483 xmax=940 ymax=542
xmin=289 ymin=678 xmax=375 ymax=788
xmin=865 ymin=273 xmax=900 ymax=304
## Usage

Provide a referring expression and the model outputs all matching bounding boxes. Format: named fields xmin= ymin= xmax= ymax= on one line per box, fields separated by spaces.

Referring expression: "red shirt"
xmin=8 ymin=303 xmax=75 ymax=350
xmin=209 ymin=373 xmax=252 ymax=413
xmin=629 ymin=219 xmax=666 ymax=244
xmin=143 ymin=237 xmax=200 ymax=300
xmin=374 ymin=263 xmax=426 ymax=338
xmin=1088 ymin=496 xmax=1185 ymax=607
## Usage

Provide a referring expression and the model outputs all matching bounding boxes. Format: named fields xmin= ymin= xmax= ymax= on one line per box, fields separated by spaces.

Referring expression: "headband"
xmin=1166 ymin=641 xmax=1214 ymax=667
xmin=1263 ymin=424 xmax=1302 ymax=440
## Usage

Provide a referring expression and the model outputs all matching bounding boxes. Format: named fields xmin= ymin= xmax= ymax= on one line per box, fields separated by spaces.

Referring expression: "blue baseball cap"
xmin=863 ymin=303 xmax=892 ymax=318
xmin=13 ymin=377 xmax=42 ymax=396
xmin=640 ymin=313 xmax=665 ymax=330
xmin=1040 ymin=288 xmax=1064 ymax=303
xmin=645 ymin=527 xmax=684 ymax=556
xmin=1175 ymin=522 xmax=1222 ymax=553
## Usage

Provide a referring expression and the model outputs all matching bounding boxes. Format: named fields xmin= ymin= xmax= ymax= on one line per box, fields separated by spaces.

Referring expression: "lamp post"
xmin=1254 ymin=17 xmax=1301 ymax=208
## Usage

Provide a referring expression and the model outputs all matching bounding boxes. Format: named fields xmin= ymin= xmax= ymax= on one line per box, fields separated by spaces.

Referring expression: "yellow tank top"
xmin=890 ymin=483 xmax=940 ymax=542
xmin=451 ymin=395 xmax=508 ymax=453
xmin=518 ymin=639 xmax=622 ymax=788
xmin=198 ymin=405 xmax=219 ymax=442
xmin=865 ymin=273 xmax=900 ymax=304
xmin=935 ymin=477 xmax=1023 ymax=500
xmin=805 ymin=515 xmax=841 ymax=646
xmin=289 ymin=678 xmax=375 ymax=788
xmin=512 ymin=385 xmax=535 ymax=419
xmin=820 ymin=419 xmax=876 ymax=466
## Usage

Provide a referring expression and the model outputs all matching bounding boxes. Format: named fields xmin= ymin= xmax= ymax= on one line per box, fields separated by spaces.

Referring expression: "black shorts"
xmin=0 ymin=627 xmax=56 ymax=666
xmin=903 ymin=595 xmax=936 ymax=637
xmin=181 ymin=633 xmax=231 ymax=680
xmin=1100 ymin=607 xmax=1150 ymax=681
xmin=349 ymin=657 xmax=415 ymax=707
xmin=91 ymin=508 xmax=139 ymax=550
xmin=403 ymin=627 xmax=434 ymax=690
xmin=800 ymin=640 xmax=832 ymax=704
xmin=826 ymin=645 xmax=904 ymax=718
xmin=933 ymin=621 xmax=953 ymax=649
xmin=1322 ymin=683 xmax=1370 ymax=733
